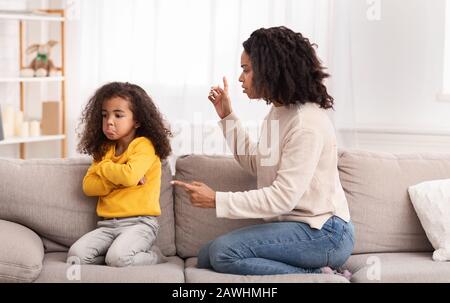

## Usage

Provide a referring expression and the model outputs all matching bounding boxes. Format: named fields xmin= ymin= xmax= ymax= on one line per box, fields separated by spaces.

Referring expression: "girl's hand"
xmin=171 ymin=180 xmax=216 ymax=208
xmin=208 ymin=76 xmax=232 ymax=119
xmin=138 ymin=176 xmax=146 ymax=185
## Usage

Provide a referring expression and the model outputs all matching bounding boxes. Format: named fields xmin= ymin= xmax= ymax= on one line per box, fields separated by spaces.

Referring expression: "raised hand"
xmin=208 ymin=76 xmax=232 ymax=119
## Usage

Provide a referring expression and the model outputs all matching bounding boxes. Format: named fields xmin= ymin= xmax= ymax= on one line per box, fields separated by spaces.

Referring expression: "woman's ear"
xmin=135 ymin=122 xmax=140 ymax=129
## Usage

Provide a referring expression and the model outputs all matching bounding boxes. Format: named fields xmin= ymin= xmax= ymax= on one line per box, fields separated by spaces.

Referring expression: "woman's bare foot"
xmin=320 ymin=266 xmax=352 ymax=281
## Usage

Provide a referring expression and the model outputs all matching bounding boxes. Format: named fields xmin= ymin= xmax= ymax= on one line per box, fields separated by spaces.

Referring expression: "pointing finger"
xmin=171 ymin=180 xmax=196 ymax=191
xmin=223 ymin=76 xmax=228 ymax=91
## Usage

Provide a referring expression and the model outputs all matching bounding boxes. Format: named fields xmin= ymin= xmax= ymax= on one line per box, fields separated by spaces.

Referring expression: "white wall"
xmin=332 ymin=0 xmax=450 ymax=152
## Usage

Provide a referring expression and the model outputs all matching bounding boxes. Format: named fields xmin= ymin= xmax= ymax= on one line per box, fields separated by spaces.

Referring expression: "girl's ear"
xmin=135 ymin=122 xmax=140 ymax=129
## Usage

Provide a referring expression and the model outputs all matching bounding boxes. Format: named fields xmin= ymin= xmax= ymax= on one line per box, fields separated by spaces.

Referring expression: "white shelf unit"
xmin=0 ymin=76 xmax=64 ymax=83
xmin=0 ymin=9 xmax=66 ymax=158
xmin=0 ymin=11 xmax=64 ymax=22
xmin=0 ymin=135 xmax=65 ymax=145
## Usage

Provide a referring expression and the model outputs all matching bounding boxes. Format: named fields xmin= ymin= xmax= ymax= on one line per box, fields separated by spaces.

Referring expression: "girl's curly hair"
xmin=243 ymin=26 xmax=334 ymax=109
xmin=77 ymin=82 xmax=172 ymax=161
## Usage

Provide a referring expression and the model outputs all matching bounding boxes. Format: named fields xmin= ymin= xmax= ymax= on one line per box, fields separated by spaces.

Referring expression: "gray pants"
xmin=67 ymin=216 xmax=165 ymax=267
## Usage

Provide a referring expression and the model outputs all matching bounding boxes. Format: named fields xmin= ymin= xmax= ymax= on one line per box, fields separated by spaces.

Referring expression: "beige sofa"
xmin=1 ymin=149 xmax=450 ymax=283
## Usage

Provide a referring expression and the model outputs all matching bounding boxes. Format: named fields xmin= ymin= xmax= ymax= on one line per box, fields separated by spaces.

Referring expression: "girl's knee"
xmin=105 ymin=255 xmax=132 ymax=267
xmin=67 ymin=245 xmax=96 ymax=265
xmin=66 ymin=246 xmax=80 ymax=264
xmin=105 ymin=249 xmax=132 ymax=267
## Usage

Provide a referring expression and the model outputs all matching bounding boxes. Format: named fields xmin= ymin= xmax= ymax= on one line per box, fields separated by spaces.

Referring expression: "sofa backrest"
xmin=174 ymin=155 xmax=262 ymax=258
xmin=0 ymin=157 xmax=176 ymax=256
xmin=3 ymin=149 xmax=450 ymax=259
xmin=338 ymin=150 xmax=450 ymax=254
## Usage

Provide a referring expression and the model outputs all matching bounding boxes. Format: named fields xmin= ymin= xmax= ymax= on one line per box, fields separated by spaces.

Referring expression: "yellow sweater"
xmin=82 ymin=137 xmax=161 ymax=218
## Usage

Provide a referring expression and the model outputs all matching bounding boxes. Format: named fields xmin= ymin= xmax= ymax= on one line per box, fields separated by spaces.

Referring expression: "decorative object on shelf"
xmin=0 ymin=104 xmax=42 ymax=139
xmin=29 ymin=120 xmax=41 ymax=137
xmin=19 ymin=121 xmax=29 ymax=137
xmin=41 ymin=101 xmax=62 ymax=135
xmin=14 ymin=110 xmax=24 ymax=136
xmin=19 ymin=68 xmax=34 ymax=78
xmin=20 ymin=40 xmax=62 ymax=77
xmin=16 ymin=120 xmax=42 ymax=138
xmin=1 ymin=104 xmax=15 ymax=138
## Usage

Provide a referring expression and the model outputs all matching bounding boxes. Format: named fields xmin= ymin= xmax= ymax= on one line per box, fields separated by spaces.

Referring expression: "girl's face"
xmin=101 ymin=97 xmax=139 ymax=141
xmin=239 ymin=51 xmax=258 ymax=99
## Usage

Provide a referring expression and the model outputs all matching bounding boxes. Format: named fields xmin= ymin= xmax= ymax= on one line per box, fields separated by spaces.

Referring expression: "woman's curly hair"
xmin=77 ymin=82 xmax=172 ymax=161
xmin=243 ymin=26 xmax=334 ymax=109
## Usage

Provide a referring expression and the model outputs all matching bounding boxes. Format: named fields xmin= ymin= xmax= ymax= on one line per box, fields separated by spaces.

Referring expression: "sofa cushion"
xmin=0 ymin=220 xmax=44 ymax=282
xmin=0 ymin=157 xmax=176 ymax=256
xmin=174 ymin=155 xmax=262 ymax=258
xmin=157 ymin=160 xmax=177 ymax=256
xmin=184 ymin=258 xmax=349 ymax=283
xmin=343 ymin=252 xmax=450 ymax=283
xmin=338 ymin=150 xmax=450 ymax=254
xmin=34 ymin=252 xmax=184 ymax=282
xmin=408 ymin=179 xmax=450 ymax=261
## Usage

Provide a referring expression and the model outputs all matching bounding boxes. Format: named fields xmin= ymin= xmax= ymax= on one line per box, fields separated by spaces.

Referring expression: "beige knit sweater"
xmin=215 ymin=102 xmax=350 ymax=229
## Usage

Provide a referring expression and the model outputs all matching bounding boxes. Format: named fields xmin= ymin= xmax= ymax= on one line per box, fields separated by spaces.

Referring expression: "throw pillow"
xmin=408 ymin=179 xmax=450 ymax=261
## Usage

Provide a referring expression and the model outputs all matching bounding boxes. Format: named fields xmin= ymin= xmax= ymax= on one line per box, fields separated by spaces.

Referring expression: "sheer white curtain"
xmin=66 ymin=0 xmax=333 ymax=158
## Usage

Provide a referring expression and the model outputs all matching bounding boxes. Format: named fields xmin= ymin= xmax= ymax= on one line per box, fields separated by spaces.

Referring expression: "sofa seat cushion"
xmin=343 ymin=252 xmax=450 ymax=283
xmin=0 ymin=220 xmax=44 ymax=282
xmin=184 ymin=258 xmax=349 ymax=283
xmin=34 ymin=252 xmax=184 ymax=283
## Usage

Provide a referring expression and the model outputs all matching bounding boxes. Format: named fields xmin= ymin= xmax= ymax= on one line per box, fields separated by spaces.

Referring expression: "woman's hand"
xmin=171 ymin=180 xmax=216 ymax=208
xmin=208 ymin=76 xmax=232 ymax=119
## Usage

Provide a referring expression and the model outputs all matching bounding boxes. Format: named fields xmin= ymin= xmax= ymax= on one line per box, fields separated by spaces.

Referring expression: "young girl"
xmin=67 ymin=82 xmax=172 ymax=267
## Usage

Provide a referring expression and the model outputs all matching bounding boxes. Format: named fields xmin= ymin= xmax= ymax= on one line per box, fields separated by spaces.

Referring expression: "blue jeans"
xmin=197 ymin=216 xmax=354 ymax=275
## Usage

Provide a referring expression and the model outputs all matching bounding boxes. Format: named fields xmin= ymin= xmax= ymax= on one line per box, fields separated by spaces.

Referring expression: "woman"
xmin=172 ymin=26 xmax=354 ymax=278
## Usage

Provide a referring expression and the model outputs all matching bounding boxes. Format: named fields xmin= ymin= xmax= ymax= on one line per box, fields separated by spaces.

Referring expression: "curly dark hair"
xmin=243 ymin=26 xmax=334 ymax=109
xmin=77 ymin=82 xmax=172 ymax=161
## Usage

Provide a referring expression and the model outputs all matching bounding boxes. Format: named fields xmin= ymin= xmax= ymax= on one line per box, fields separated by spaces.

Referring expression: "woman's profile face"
xmin=239 ymin=51 xmax=257 ymax=99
